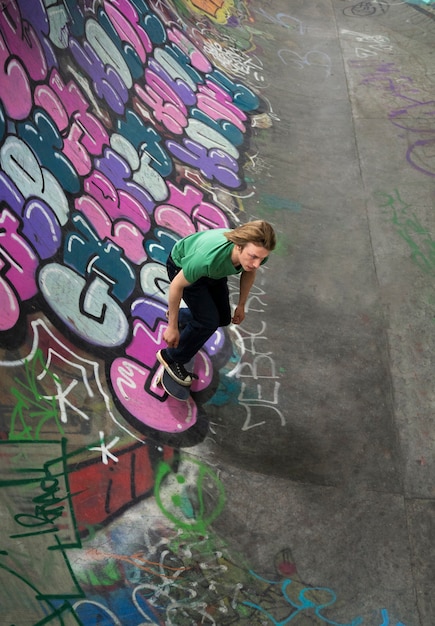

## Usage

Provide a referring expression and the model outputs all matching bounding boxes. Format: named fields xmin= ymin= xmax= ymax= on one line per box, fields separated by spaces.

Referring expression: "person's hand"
xmin=232 ymin=305 xmax=245 ymax=325
xmin=163 ymin=326 xmax=180 ymax=348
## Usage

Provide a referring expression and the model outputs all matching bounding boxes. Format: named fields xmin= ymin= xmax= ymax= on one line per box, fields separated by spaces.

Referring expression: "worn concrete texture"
xmin=1 ymin=0 xmax=435 ymax=625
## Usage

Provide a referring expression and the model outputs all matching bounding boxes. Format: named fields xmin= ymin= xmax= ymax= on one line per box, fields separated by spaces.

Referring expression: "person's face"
xmin=237 ymin=242 xmax=269 ymax=271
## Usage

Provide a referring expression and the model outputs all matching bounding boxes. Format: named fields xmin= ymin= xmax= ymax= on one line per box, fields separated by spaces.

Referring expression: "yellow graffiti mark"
xmin=186 ymin=0 xmax=234 ymax=23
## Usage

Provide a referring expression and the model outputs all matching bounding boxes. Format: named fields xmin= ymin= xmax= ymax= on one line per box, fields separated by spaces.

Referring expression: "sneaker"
xmin=156 ymin=349 xmax=193 ymax=386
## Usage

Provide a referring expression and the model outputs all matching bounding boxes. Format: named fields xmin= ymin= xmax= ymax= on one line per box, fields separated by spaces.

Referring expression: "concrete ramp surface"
xmin=0 ymin=0 xmax=434 ymax=624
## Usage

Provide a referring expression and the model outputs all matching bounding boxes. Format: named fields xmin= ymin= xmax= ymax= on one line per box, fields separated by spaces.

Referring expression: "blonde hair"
xmin=225 ymin=220 xmax=276 ymax=251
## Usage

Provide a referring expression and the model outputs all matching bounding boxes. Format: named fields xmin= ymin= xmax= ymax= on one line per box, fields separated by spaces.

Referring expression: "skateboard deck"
xmin=158 ymin=368 xmax=191 ymax=401
xmin=157 ymin=357 xmax=196 ymax=402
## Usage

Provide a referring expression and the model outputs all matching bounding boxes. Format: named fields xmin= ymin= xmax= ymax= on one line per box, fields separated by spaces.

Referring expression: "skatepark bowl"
xmin=2 ymin=1 xmax=435 ymax=624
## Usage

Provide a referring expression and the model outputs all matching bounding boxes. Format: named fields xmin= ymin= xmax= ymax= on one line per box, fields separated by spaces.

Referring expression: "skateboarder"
xmin=156 ymin=220 xmax=276 ymax=386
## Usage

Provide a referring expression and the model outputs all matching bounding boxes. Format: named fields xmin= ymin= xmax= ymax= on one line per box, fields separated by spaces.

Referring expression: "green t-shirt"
xmin=170 ymin=229 xmax=242 ymax=284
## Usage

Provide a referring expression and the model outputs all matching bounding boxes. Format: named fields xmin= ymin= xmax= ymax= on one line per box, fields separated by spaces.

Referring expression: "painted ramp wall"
xmin=1 ymin=1 xmax=434 ymax=625
xmin=0 ymin=2 xmax=291 ymax=624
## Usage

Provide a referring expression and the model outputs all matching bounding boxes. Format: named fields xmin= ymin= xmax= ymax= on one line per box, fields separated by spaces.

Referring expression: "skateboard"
xmin=157 ymin=368 xmax=191 ymax=401
xmin=157 ymin=358 xmax=196 ymax=401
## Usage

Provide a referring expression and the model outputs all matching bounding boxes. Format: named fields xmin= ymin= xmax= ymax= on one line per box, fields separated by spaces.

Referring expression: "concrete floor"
xmin=195 ymin=2 xmax=435 ymax=623
xmin=1 ymin=0 xmax=435 ymax=624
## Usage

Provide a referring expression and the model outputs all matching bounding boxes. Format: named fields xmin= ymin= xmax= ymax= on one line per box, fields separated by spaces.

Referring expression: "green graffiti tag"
xmin=154 ymin=458 xmax=226 ymax=537
xmin=0 ymin=440 xmax=84 ymax=621
xmin=9 ymin=348 xmax=65 ymax=440
xmin=11 ymin=472 xmax=69 ymax=540
xmin=376 ymin=188 xmax=435 ymax=276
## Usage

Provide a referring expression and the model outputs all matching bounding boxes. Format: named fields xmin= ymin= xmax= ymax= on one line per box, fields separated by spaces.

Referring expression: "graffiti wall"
xmin=0 ymin=0 xmax=287 ymax=623
xmin=0 ymin=0 xmax=415 ymax=624
xmin=0 ymin=0 xmax=262 ymax=432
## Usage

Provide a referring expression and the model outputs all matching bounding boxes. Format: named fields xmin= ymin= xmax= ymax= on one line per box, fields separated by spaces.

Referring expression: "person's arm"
xmin=232 ymin=269 xmax=256 ymax=325
xmin=164 ymin=270 xmax=191 ymax=348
